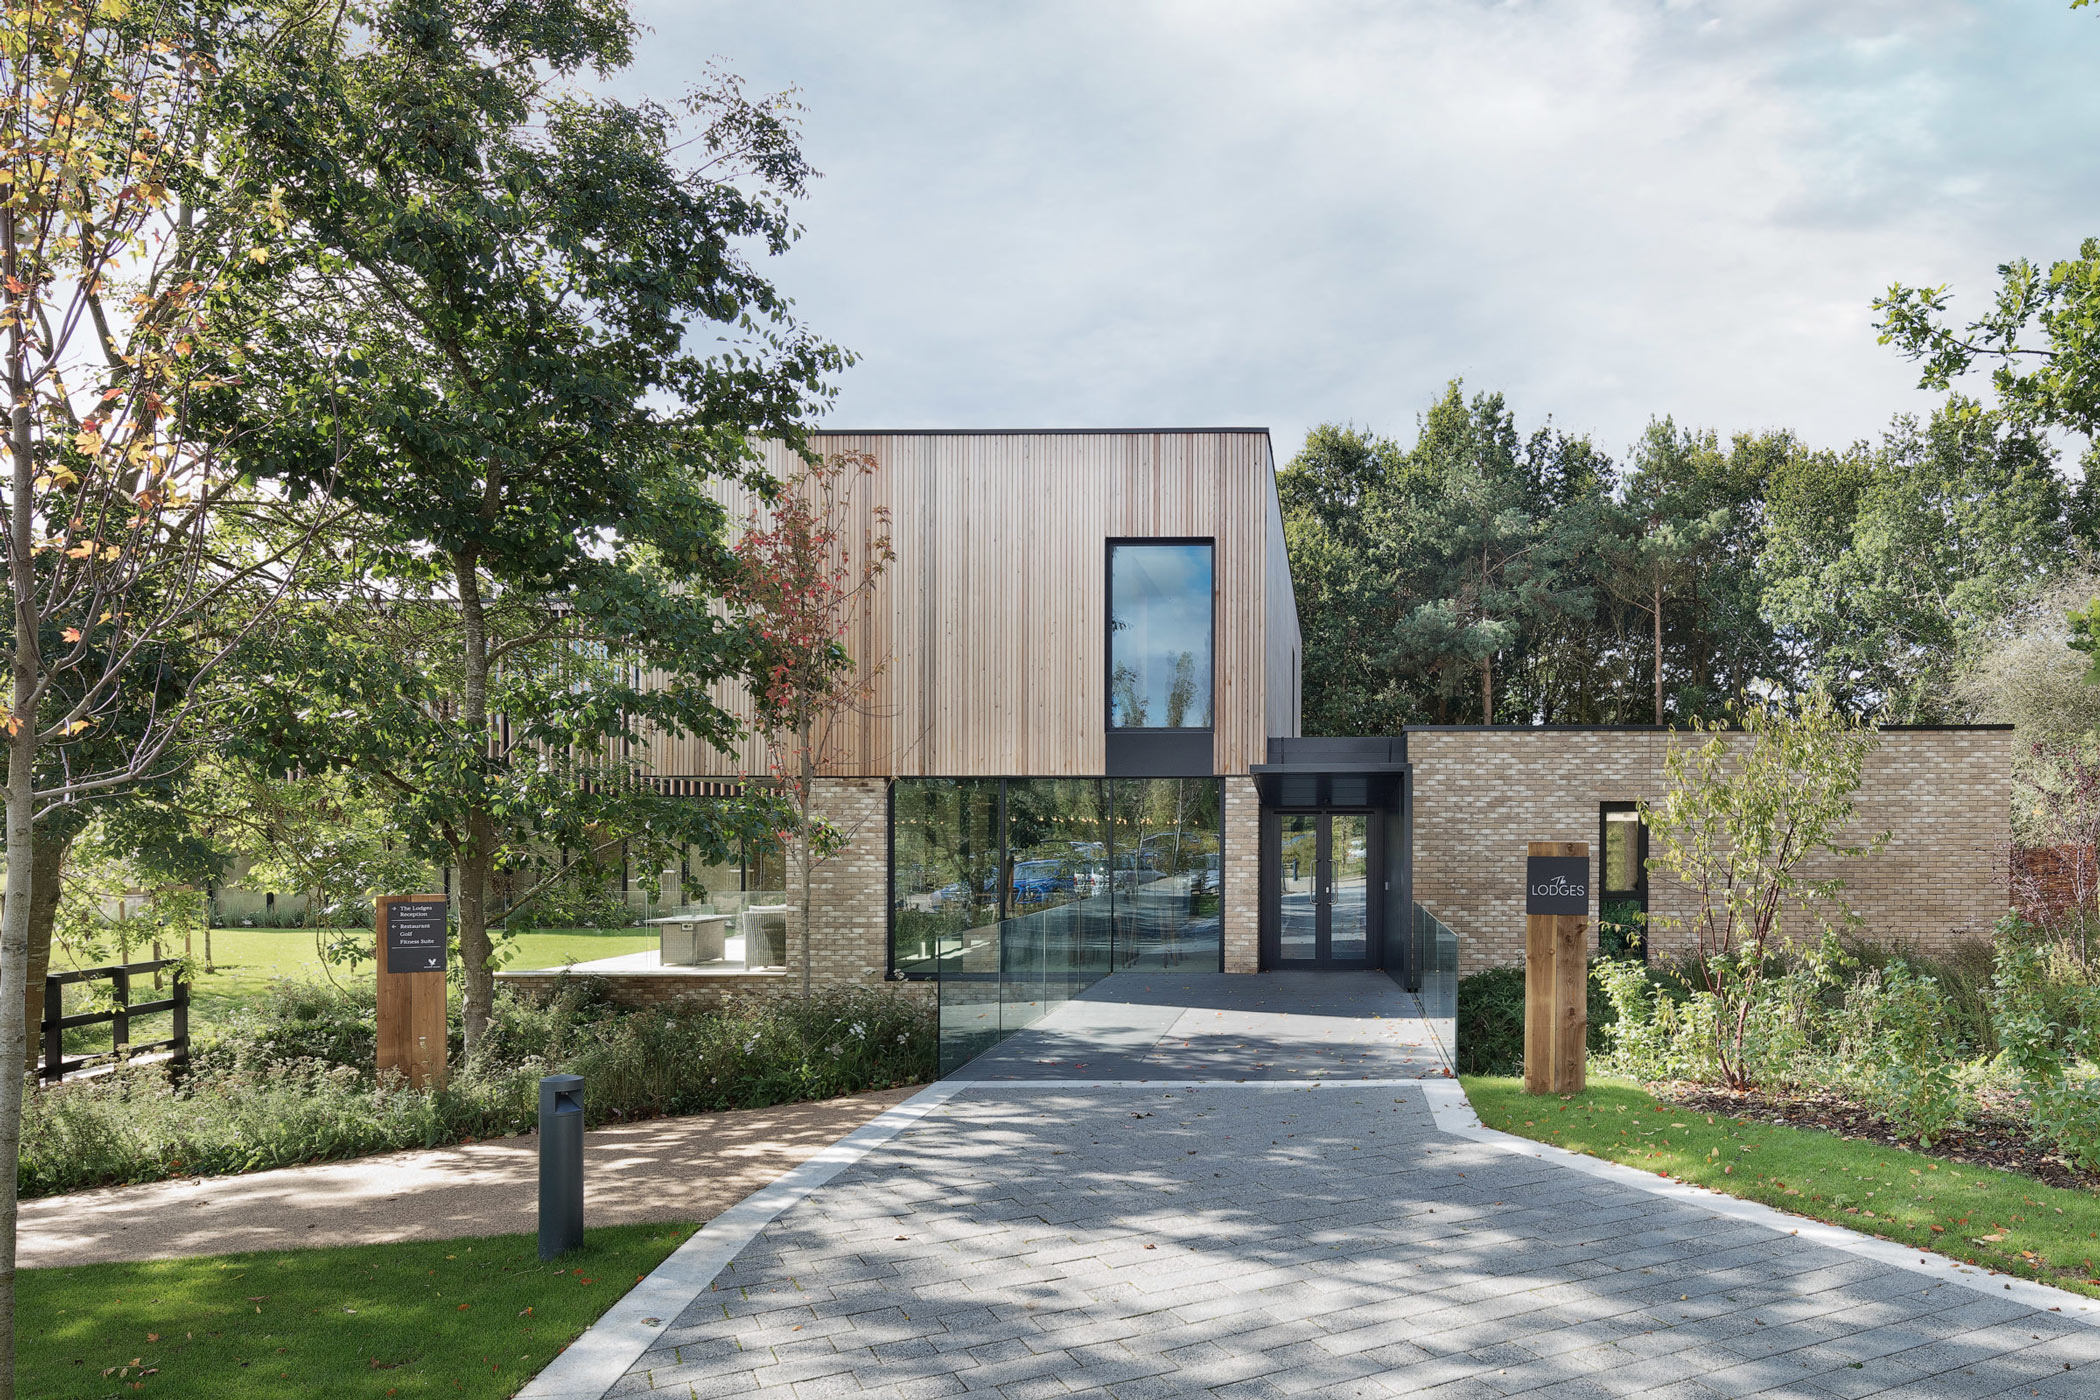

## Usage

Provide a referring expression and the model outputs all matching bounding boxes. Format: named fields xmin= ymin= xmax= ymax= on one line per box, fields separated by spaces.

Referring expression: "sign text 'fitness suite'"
xmin=384 ymin=897 xmax=450 ymax=974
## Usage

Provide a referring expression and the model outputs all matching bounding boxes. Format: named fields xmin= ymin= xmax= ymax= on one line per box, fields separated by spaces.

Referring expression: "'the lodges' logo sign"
xmin=1525 ymin=856 xmax=1590 ymax=916
xmin=384 ymin=897 xmax=450 ymax=974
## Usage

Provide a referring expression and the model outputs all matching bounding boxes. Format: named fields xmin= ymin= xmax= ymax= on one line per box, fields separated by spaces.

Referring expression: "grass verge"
xmin=54 ymin=928 xmax=659 ymax=1038
xmin=1464 ymin=1074 xmax=2100 ymax=1299
xmin=21 ymin=1221 xmax=693 ymax=1399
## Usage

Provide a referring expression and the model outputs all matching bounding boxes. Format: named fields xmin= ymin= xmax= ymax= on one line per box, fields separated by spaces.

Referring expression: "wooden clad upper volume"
xmin=636 ymin=430 xmax=1303 ymax=781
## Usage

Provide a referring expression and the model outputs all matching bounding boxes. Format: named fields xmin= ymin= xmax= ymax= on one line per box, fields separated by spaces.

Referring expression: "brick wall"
xmin=790 ymin=777 xmax=893 ymax=991
xmin=1223 ymin=775 xmax=1259 ymax=973
xmin=1409 ymin=727 xmax=2013 ymax=974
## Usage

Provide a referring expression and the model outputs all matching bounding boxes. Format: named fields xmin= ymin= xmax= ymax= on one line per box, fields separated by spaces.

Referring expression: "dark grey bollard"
xmin=538 ymin=1073 xmax=585 ymax=1260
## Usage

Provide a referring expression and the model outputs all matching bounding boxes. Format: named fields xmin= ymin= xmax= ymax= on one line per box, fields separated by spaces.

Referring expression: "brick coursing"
xmin=787 ymin=778 xmax=893 ymax=993
xmin=1409 ymin=728 xmax=2013 ymax=975
xmin=1223 ymin=775 xmax=1260 ymax=973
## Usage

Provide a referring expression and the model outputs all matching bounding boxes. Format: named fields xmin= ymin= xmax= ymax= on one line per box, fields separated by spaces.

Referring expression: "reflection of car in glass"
xmin=1189 ymin=853 xmax=1222 ymax=896
xmin=1008 ymin=859 xmax=1073 ymax=905
xmin=927 ymin=881 xmax=972 ymax=910
xmin=1073 ymin=861 xmax=1110 ymax=896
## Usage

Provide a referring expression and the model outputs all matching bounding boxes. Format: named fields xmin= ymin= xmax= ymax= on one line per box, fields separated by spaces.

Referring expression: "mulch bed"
xmin=1652 ymin=1081 xmax=2100 ymax=1193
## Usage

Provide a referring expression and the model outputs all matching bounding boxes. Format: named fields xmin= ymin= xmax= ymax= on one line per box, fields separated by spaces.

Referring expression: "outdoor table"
xmin=649 ymin=914 xmax=729 ymax=966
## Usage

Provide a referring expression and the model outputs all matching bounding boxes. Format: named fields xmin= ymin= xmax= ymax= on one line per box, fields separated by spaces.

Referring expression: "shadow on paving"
xmin=611 ymin=1084 xmax=2100 ymax=1399
xmin=948 ymin=971 xmax=1450 ymax=1082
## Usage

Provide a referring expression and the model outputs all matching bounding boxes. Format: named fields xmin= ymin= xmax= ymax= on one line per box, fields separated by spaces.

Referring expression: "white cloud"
xmin=620 ymin=0 xmax=2100 ymax=462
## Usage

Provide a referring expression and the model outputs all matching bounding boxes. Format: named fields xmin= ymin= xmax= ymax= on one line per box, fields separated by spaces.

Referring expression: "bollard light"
xmin=538 ymin=1073 xmax=585 ymax=1260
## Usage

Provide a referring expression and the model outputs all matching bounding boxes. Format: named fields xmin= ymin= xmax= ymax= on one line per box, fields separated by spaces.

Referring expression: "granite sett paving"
xmin=598 ymin=974 xmax=2100 ymax=1399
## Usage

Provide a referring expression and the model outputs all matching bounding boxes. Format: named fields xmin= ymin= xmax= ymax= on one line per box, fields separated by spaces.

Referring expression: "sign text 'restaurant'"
xmin=385 ymin=897 xmax=450 ymax=974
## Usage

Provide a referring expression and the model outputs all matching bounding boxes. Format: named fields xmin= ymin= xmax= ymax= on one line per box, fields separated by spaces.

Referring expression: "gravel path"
xmin=19 ymin=1086 xmax=919 ymax=1267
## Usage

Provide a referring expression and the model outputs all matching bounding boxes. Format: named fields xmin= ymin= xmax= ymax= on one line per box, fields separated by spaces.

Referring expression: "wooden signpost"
xmin=1523 ymin=841 xmax=1590 ymax=1096
xmin=377 ymin=894 xmax=450 ymax=1089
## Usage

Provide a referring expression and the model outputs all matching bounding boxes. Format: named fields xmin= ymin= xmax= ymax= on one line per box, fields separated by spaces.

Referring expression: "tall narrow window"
xmin=1599 ymin=802 xmax=1649 ymax=960
xmin=1108 ymin=541 xmax=1214 ymax=730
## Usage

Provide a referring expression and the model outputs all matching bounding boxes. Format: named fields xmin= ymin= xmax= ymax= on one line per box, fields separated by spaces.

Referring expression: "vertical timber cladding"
xmin=631 ymin=431 xmax=1288 ymax=780
xmin=377 ymin=894 xmax=449 ymax=1089
xmin=1408 ymin=726 xmax=2016 ymax=973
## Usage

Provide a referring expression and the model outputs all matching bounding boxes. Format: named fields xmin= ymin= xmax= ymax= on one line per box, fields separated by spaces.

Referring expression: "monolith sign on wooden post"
xmin=378 ymin=894 xmax=449 ymax=1089
xmin=1523 ymin=842 xmax=1589 ymax=1096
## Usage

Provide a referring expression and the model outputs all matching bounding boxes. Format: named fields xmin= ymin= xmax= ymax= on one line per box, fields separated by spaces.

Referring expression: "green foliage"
xmin=210 ymin=3 xmax=840 ymax=1044
xmin=498 ymin=866 xmax=634 ymax=932
xmin=1453 ymin=962 xmax=1617 ymax=1077
xmin=1590 ymin=912 xmax=2100 ymax=1169
xmin=1761 ymin=405 xmax=2066 ymax=717
xmin=1282 ymin=382 xmax=2081 ymax=733
xmin=1989 ymin=930 xmax=2100 ymax=1170
xmin=1834 ymin=960 xmax=1969 ymax=1145
xmin=19 ymin=984 xmax=934 ymax=1197
xmin=1642 ymin=690 xmax=1882 ymax=1088
xmin=1877 ymin=236 xmax=2100 ymax=439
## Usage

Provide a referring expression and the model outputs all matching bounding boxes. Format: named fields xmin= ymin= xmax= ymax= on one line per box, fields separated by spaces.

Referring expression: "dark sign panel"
xmin=385 ymin=898 xmax=450 ymax=974
xmin=1525 ymin=856 xmax=1590 ymax=916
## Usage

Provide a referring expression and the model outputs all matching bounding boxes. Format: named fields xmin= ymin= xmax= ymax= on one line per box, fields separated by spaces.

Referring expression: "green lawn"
xmin=21 ymin=1222 xmax=693 ymax=1399
xmin=1465 ymin=1075 xmax=2100 ymax=1298
xmin=57 ymin=927 xmax=659 ymax=1037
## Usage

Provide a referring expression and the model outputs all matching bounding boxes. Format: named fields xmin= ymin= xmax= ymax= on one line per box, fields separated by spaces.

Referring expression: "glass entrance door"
xmin=1267 ymin=812 xmax=1375 ymax=968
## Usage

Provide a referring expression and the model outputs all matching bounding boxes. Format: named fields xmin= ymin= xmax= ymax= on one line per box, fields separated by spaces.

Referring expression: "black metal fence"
xmin=40 ymin=958 xmax=189 ymax=1085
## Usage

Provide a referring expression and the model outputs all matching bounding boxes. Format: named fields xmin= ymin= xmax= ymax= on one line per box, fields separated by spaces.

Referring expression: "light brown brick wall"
xmin=1409 ymin=728 xmax=2012 ymax=974
xmin=790 ymin=777 xmax=893 ymax=990
xmin=1224 ymin=774 xmax=1260 ymax=973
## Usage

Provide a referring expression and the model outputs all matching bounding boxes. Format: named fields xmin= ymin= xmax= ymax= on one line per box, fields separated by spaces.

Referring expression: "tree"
xmin=1641 ymin=690 xmax=1885 ymax=1090
xmin=1276 ymin=426 xmax=1413 ymax=735
xmin=1762 ymin=405 xmax=2066 ymax=718
xmin=1 ymin=2 xmax=334 ymax=1387
xmin=1600 ymin=421 xmax=1788 ymax=725
xmin=730 ymin=449 xmax=894 ymax=998
xmin=1876 ymin=237 xmax=2100 ymax=441
xmin=219 ymin=3 xmax=845 ymax=1049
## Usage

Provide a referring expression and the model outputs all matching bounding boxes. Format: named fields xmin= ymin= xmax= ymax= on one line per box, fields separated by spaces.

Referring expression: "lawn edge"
xmin=514 ymin=1078 xmax=973 ymax=1400
xmin=1428 ymin=1077 xmax=2100 ymax=1325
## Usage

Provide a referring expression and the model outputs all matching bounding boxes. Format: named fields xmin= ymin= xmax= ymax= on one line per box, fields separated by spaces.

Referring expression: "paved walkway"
xmin=20 ymin=1087 xmax=918 ymax=1266
xmin=520 ymin=972 xmax=2100 ymax=1400
xmin=950 ymin=971 xmax=1452 ymax=1082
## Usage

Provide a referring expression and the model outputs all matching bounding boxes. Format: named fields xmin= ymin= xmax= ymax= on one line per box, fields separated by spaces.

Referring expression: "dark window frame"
xmin=1598 ymin=801 xmax=1649 ymax=899
xmin=1598 ymin=801 xmax=1650 ymax=963
xmin=1105 ymin=537 xmax=1218 ymax=734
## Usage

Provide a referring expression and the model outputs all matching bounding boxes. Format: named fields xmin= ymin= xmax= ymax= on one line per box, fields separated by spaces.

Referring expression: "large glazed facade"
xmin=502 ymin=429 xmax=1301 ymax=1005
xmin=500 ymin=428 xmax=2016 ymax=1009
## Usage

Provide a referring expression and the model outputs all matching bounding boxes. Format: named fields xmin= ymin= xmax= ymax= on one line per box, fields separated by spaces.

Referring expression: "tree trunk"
xmin=20 ymin=828 xmax=68 ymax=1073
xmin=0 ymin=197 xmax=42 ymax=1400
xmin=799 ymin=725 xmax=814 ymax=1001
xmin=453 ymin=549 xmax=496 ymax=1055
xmin=1480 ymin=657 xmax=1493 ymax=726
xmin=1652 ymin=569 xmax=1664 ymax=727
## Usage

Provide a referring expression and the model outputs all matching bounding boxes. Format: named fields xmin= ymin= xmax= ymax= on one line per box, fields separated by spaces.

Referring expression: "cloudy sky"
xmin=623 ymin=1 xmax=2100 ymax=465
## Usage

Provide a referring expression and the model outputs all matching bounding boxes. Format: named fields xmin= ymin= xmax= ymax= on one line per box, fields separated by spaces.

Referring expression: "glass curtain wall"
xmin=889 ymin=779 xmax=1000 ymax=980
xmin=1107 ymin=778 xmax=1222 ymax=969
xmin=892 ymin=776 xmax=1223 ymax=1072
